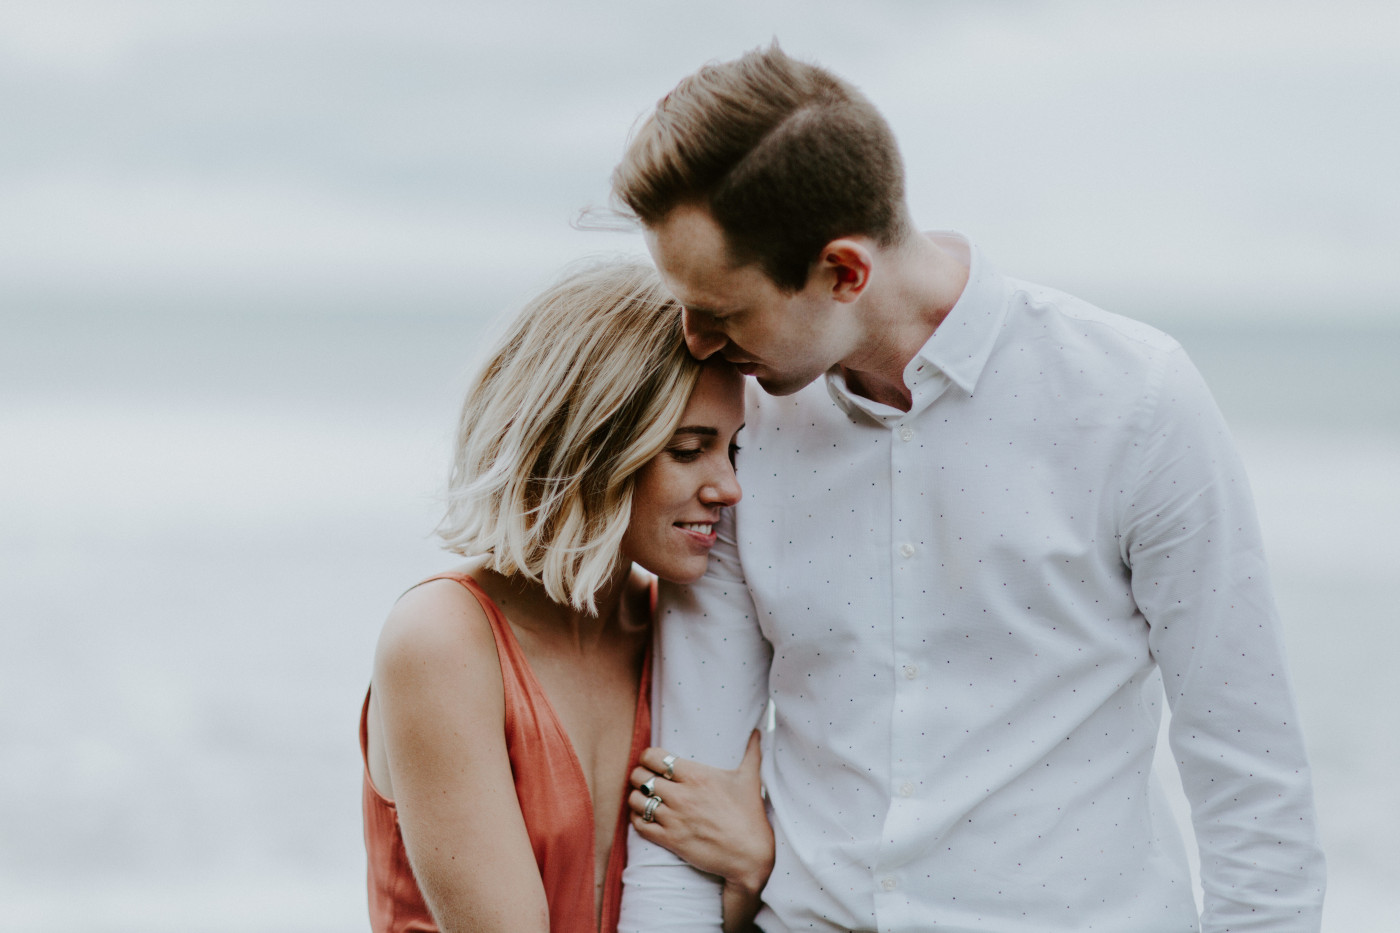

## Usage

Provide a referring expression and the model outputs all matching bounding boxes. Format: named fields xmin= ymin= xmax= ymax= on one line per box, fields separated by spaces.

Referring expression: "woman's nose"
xmin=702 ymin=458 xmax=742 ymax=507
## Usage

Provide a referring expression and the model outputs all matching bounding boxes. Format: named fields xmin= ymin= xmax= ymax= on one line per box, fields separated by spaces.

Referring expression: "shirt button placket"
xmin=884 ymin=411 xmax=922 ymax=926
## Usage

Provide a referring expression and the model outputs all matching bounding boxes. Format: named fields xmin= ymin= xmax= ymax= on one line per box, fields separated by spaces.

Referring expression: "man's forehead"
xmin=648 ymin=222 xmax=760 ymax=312
xmin=651 ymin=270 xmax=731 ymax=320
xmin=646 ymin=205 xmax=737 ymax=270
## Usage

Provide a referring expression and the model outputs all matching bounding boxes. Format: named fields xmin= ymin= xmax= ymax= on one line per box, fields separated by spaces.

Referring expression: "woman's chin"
xmin=649 ymin=557 xmax=709 ymax=587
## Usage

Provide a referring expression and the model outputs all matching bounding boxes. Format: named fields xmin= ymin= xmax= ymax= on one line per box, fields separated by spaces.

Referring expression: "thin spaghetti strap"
xmin=398 ymin=570 xmax=482 ymax=603
xmin=399 ymin=572 xmax=509 ymax=637
xmin=403 ymin=573 xmax=536 ymax=728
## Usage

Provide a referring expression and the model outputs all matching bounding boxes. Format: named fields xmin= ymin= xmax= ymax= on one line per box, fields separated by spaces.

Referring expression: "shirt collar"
xmin=826 ymin=232 xmax=1007 ymax=424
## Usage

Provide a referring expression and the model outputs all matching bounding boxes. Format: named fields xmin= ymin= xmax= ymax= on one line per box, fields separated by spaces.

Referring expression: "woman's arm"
xmin=627 ymin=731 xmax=774 ymax=933
xmin=371 ymin=580 xmax=550 ymax=933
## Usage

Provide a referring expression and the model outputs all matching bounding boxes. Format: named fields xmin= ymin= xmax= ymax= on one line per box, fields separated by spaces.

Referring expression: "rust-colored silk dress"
xmin=360 ymin=573 xmax=653 ymax=933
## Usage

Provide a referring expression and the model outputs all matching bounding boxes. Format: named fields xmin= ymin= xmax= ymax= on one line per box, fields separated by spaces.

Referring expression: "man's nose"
xmin=682 ymin=308 xmax=726 ymax=360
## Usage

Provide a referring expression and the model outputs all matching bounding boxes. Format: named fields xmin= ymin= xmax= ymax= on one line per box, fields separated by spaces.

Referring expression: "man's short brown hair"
xmin=612 ymin=43 xmax=911 ymax=291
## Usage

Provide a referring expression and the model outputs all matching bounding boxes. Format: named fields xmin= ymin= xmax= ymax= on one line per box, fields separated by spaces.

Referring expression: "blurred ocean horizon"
xmin=2 ymin=1 xmax=1398 ymax=929
xmin=1 ymin=303 xmax=1397 ymax=931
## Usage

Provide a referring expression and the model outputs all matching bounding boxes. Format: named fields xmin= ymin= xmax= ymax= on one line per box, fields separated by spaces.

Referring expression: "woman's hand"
xmin=628 ymin=730 xmax=774 ymax=933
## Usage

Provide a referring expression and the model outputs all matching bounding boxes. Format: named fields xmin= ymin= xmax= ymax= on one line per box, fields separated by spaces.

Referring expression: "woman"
xmin=359 ymin=260 xmax=772 ymax=933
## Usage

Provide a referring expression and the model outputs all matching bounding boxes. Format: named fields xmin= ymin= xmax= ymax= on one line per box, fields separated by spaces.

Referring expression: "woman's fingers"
xmin=630 ymin=783 xmax=683 ymax=813
xmin=630 ymin=765 xmax=664 ymax=791
xmin=632 ymin=809 xmax=667 ymax=840
xmin=630 ymin=786 xmax=692 ymax=835
xmin=626 ymin=739 xmax=774 ymax=884
xmin=629 ymin=788 xmax=660 ymax=814
xmin=637 ymin=746 xmax=683 ymax=781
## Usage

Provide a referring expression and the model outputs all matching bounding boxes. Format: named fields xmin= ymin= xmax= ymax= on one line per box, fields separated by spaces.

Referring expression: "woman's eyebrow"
xmin=672 ymin=425 xmax=719 ymax=437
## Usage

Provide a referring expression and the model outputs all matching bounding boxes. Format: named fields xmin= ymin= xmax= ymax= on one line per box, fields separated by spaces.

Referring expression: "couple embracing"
xmin=360 ymin=46 xmax=1325 ymax=933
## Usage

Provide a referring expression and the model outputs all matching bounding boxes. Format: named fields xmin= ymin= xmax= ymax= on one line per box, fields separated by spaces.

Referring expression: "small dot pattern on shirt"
xmin=638 ymin=235 xmax=1323 ymax=933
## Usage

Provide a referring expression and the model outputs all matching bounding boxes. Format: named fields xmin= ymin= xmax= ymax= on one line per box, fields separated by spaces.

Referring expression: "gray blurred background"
xmin=2 ymin=1 xmax=1396 ymax=930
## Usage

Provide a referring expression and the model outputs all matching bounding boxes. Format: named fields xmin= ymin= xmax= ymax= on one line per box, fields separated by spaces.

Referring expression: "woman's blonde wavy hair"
xmin=437 ymin=260 xmax=700 ymax=614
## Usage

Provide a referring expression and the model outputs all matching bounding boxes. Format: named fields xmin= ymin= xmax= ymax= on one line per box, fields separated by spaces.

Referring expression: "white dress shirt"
xmin=619 ymin=234 xmax=1325 ymax=933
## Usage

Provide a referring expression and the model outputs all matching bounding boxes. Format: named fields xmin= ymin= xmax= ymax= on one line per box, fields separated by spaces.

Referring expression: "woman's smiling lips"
xmin=675 ymin=521 xmax=718 ymax=546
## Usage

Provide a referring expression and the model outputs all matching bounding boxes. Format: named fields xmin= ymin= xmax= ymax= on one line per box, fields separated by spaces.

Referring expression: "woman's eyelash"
xmin=667 ymin=442 xmax=740 ymax=463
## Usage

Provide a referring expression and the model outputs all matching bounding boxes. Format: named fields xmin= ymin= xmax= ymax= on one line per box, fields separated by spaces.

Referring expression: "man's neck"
xmin=838 ymin=231 xmax=970 ymax=413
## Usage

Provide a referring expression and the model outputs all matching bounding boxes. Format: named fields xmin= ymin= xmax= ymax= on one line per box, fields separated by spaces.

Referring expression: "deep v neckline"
xmin=492 ymin=592 xmax=603 ymax=849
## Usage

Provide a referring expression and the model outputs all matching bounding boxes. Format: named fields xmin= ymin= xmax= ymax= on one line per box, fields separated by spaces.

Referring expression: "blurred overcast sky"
xmin=2 ymin=0 xmax=1397 ymax=326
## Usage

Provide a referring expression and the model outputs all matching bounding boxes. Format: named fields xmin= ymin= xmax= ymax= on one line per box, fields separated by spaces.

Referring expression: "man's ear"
xmin=818 ymin=239 xmax=872 ymax=302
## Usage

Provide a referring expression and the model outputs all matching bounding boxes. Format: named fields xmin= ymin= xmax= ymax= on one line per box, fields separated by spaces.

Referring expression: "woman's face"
xmin=622 ymin=359 xmax=745 ymax=584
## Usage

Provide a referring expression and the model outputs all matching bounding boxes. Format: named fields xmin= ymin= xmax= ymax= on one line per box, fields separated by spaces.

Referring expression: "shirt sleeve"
xmin=618 ymin=506 xmax=774 ymax=933
xmin=1120 ymin=346 xmax=1326 ymax=932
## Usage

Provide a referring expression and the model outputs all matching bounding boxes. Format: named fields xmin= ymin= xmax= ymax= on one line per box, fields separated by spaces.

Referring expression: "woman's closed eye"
xmin=667 ymin=446 xmax=704 ymax=463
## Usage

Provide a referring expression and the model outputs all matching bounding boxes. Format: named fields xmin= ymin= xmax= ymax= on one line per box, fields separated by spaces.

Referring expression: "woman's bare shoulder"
xmin=374 ymin=566 xmax=501 ymax=690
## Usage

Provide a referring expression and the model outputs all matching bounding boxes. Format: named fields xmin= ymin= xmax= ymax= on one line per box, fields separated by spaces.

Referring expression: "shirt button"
xmin=899 ymin=426 xmax=914 ymax=442
xmin=903 ymin=664 xmax=919 ymax=680
xmin=898 ymin=543 xmax=915 ymax=558
xmin=881 ymin=877 xmax=898 ymax=891
xmin=899 ymin=781 xmax=915 ymax=797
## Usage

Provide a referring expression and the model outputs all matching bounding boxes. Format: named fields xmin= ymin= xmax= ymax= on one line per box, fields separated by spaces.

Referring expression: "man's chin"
xmin=754 ymin=371 xmax=820 ymax=397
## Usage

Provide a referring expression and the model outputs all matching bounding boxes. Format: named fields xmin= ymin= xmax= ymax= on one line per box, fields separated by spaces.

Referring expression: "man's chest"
xmin=733 ymin=388 xmax=1143 ymax=674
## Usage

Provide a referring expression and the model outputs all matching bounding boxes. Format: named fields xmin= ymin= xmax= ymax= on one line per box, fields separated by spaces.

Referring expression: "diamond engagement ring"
xmin=642 ymin=795 xmax=663 ymax=823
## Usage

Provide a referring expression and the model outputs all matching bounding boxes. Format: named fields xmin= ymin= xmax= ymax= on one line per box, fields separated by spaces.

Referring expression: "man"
xmin=615 ymin=45 xmax=1324 ymax=932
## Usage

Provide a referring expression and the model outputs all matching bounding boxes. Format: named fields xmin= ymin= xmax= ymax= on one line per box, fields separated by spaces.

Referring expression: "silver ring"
xmin=640 ymin=776 xmax=658 ymax=798
xmin=661 ymin=754 xmax=677 ymax=780
xmin=642 ymin=795 xmax=662 ymax=823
